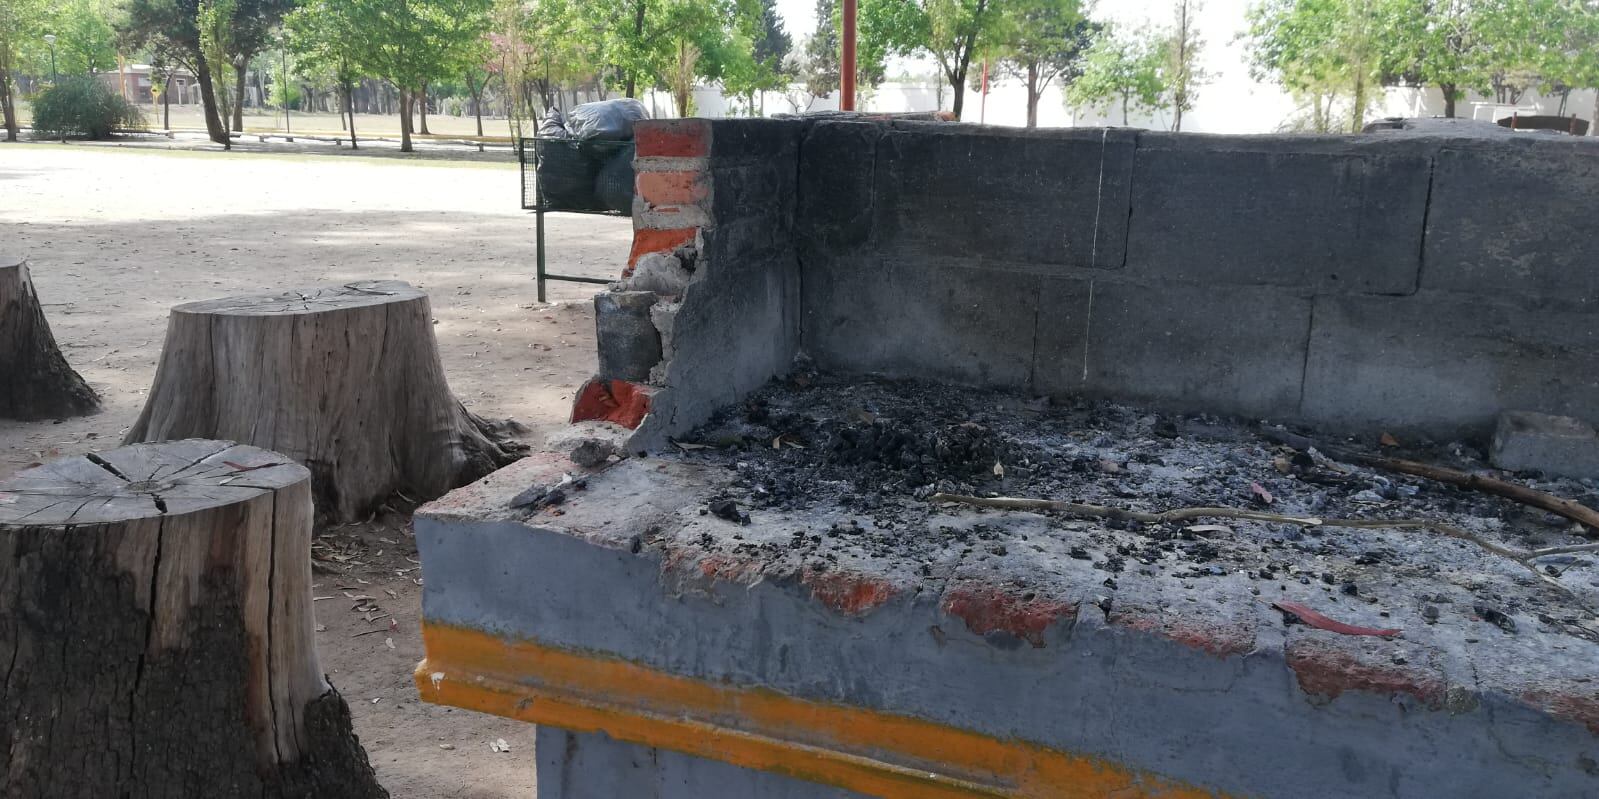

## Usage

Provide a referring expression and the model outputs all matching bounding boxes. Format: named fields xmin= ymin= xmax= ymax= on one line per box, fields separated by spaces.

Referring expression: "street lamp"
xmin=42 ymin=34 xmax=57 ymax=83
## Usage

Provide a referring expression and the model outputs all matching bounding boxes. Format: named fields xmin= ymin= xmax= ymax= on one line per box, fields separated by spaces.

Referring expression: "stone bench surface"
xmin=417 ymin=453 xmax=1599 ymax=799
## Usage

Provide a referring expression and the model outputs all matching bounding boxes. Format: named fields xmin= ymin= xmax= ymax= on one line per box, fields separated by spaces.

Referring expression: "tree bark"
xmin=0 ymin=440 xmax=389 ymax=799
xmin=418 ymin=82 xmax=431 ymax=135
xmin=1025 ymin=62 xmax=1040 ymax=128
xmin=345 ymin=79 xmax=359 ymax=149
xmin=0 ymin=257 xmax=99 ymax=420
xmin=232 ymin=58 xmax=248 ymax=132
xmin=194 ymin=50 xmax=231 ymax=147
xmin=399 ymin=89 xmax=413 ymax=152
xmin=163 ymin=74 xmax=172 ymax=130
xmin=1441 ymin=82 xmax=1457 ymax=118
xmin=1 ymin=66 xmax=17 ymax=142
xmin=124 ymin=280 xmax=520 ymax=521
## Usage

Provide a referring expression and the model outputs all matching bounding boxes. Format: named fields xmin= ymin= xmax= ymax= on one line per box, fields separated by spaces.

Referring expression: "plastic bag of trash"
xmin=566 ymin=98 xmax=650 ymax=141
xmin=537 ymin=107 xmax=569 ymax=138
xmin=536 ymin=138 xmax=598 ymax=210
xmin=592 ymin=141 xmax=636 ymax=214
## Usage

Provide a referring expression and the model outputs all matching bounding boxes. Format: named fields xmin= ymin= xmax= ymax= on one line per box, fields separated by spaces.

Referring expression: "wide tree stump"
xmin=125 ymin=281 xmax=520 ymax=521
xmin=0 ymin=255 xmax=99 ymax=420
xmin=0 ymin=439 xmax=388 ymax=798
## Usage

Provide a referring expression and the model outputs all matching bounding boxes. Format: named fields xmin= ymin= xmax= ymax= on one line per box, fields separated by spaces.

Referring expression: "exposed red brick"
xmin=637 ymin=170 xmax=708 ymax=207
xmin=627 ymin=227 xmax=698 ymax=272
xmin=1286 ymin=640 xmax=1444 ymax=708
xmin=941 ymin=585 xmax=1076 ymax=648
xmin=802 ymin=570 xmax=897 ymax=617
xmin=570 ymin=379 xmax=653 ymax=430
xmin=1521 ymin=689 xmax=1599 ymax=736
xmin=635 ymin=119 xmax=711 ymax=158
xmin=1112 ymin=611 xmax=1255 ymax=659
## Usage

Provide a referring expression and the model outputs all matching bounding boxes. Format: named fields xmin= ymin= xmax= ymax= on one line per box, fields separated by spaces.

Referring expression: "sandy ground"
xmin=17 ymin=100 xmax=522 ymax=138
xmin=0 ymin=141 xmax=628 ymax=797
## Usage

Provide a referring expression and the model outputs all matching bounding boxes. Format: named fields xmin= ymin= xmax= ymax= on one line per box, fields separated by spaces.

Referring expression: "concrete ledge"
xmin=417 ymin=457 xmax=1599 ymax=799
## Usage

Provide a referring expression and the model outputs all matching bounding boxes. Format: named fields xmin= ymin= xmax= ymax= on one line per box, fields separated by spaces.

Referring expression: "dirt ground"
xmin=0 ymin=141 xmax=627 ymax=797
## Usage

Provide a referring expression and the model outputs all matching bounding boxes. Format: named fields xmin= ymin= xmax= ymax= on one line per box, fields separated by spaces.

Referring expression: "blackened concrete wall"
xmin=798 ymin=122 xmax=1599 ymax=439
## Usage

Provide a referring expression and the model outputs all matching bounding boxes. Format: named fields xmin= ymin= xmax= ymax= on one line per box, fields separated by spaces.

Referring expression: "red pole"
xmin=979 ymin=59 xmax=988 ymax=123
xmin=841 ymin=0 xmax=857 ymax=111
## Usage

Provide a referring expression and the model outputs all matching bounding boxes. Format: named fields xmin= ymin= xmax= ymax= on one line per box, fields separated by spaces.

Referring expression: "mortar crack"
xmin=1409 ymin=151 xmax=1439 ymax=297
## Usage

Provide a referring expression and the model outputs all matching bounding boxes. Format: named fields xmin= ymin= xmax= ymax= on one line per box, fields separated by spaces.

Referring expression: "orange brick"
xmin=570 ymin=379 xmax=653 ymax=429
xmin=637 ymin=170 xmax=708 ymax=207
xmin=626 ymin=227 xmax=698 ymax=271
xmin=635 ymin=120 xmax=711 ymax=158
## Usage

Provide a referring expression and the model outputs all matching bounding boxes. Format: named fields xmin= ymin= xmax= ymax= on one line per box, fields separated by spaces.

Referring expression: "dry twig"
xmin=926 ymin=493 xmax=1596 ymax=615
xmin=1260 ymin=429 xmax=1599 ymax=534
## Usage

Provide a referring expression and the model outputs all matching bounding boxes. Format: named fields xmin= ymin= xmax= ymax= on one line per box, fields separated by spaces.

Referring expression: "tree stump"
xmin=0 ymin=255 xmax=99 ymax=420
xmin=124 ymin=281 xmax=521 ymax=522
xmin=0 ymin=440 xmax=388 ymax=798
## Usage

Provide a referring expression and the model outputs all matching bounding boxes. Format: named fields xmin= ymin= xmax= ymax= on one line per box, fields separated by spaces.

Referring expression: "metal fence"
xmin=518 ymin=136 xmax=635 ymax=301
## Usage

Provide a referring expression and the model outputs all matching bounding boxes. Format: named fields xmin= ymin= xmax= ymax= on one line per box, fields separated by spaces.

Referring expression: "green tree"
xmin=917 ymin=0 xmax=1005 ymax=119
xmin=50 ymin=0 xmax=118 ymax=75
xmin=120 ymin=0 xmax=233 ymax=143
xmin=1243 ymin=0 xmax=1401 ymax=131
xmin=0 ymin=0 xmax=48 ymax=140
xmin=993 ymin=0 xmax=1094 ymax=127
xmin=285 ymin=0 xmax=364 ymax=144
xmin=1162 ymin=0 xmax=1206 ymax=130
xmin=721 ymin=0 xmax=790 ymax=114
xmin=320 ymin=0 xmax=493 ymax=151
xmin=1067 ymin=23 xmax=1164 ymax=125
xmin=851 ymin=0 xmax=925 ymax=103
xmin=803 ymin=0 xmax=839 ymax=99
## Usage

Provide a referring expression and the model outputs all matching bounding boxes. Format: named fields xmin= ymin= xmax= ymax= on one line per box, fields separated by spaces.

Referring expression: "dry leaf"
xmin=1185 ymin=524 xmax=1232 ymax=535
xmin=1249 ymin=482 xmax=1274 ymax=505
xmin=672 ymin=440 xmax=711 ymax=451
xmin=490 ymin=738 xmax=511 ymax=753
xmin=1272 ymin=456 xmax=1292 ymax=474
xmin=439 ymin=744 xmax=456 ymax=751
xmin=385 ymin=637 xmax=396 ymax=650
xmin=1273 ymin=600 xmax=1400 ymax=638
xmin=1379 ymin=432 xmax=1399 ymax=448
xmin=992 ymin=461 xmax=1005 ymax=478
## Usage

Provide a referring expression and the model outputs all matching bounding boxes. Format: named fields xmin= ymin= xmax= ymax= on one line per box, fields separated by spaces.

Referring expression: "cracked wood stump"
xmin=0 ymin=439 xmax=388 ymax=798
xmin=0 ymin=255 xmax=99 ymax=420
xmin=124 ymin=280 xmax=520 ymax=522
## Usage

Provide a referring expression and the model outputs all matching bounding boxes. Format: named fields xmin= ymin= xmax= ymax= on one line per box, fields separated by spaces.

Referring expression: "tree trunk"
xmin=471 ymin=85 xmax=484 ymax=152
xmin=1 ymin=68 xmax=17 ymax=142
xmin=0 ymin=257 xmax=99 ymax=420
xmin=194 ymin=50 xmax=230 ymax=147
xmin=163 ymin=74 xmax=172 ymax=129
xmin=1441 ymin=83 xmax=1457 ymax=118
xmin=0 ymin=440 xmax=389 ymax=799
xmin=949 ymin=68 xmax=966 ymax=120
xmin=418 ymin=82 xmax=431 ymax=135
xmin=123 ymin=280 xmax=520 ymax=521
xmin=399 ymin=89 xmax=413 ymax=152
xmin=346 ymin=80 xmax=359 ymax=149
xmin=232 ymin=60 xmax=247 ymax=132
xmin=1025 ymin=62 xmax=1039 ymax=129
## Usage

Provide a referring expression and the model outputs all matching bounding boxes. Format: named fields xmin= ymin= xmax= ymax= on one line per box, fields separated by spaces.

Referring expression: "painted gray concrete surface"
xmin=418 ymin=458 xmax=1599 ymax=799
xmin=536 ymin=728 xmax=873 ymax=799
xmin=787 ymin=121 xmax=1599 ymax=441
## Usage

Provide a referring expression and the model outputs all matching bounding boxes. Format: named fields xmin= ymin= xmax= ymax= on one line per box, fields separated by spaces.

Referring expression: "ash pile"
xmin=668 ymin=371 xmax=1599 ymax=639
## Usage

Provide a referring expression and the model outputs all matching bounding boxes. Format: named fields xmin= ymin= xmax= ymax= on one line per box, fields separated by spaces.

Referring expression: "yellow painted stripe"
xmin=416 ymin=623 xmax=1229 ymax=799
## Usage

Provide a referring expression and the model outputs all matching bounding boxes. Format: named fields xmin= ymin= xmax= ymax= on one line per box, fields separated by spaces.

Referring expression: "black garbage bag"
xmin=567 ymin=98 xmax=650 ymax=141
xmin=536 ymin=138 xmax=598 ymax=211
xmin=593 ymin=142 xmax=636 ymax=214
xmin=538 ymin=107 xmax=569 ymax=138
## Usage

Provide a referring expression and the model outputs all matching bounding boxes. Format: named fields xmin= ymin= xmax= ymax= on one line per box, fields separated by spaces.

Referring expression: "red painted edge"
xmin=942 ymin=585 xmax=1076 ymax=648
xmin=570 ymin=379 xmax=653 ymax=430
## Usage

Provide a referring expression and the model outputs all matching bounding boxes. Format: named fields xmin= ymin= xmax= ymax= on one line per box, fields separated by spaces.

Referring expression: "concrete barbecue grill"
xmin=414 ymin=117 xmax=1599 ymax=798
